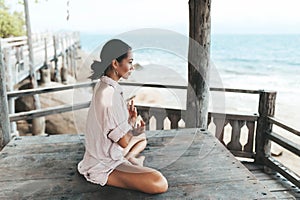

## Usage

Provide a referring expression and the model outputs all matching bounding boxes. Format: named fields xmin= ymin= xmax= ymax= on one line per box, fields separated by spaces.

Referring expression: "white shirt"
xmin=78 ymin=76 xmax=132 ymax=186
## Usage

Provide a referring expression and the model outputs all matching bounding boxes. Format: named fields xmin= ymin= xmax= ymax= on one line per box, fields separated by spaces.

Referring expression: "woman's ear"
xmin=111 ymin=59 xmax=119 ymax=69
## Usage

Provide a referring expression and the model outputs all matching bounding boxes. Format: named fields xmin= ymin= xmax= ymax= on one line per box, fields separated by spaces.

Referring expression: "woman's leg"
xmin=107 ymin=162 xmax=168 ymax=194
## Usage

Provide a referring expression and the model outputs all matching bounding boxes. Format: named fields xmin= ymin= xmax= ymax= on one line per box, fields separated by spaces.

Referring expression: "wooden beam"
xmin=255 ymin=91 xmax=277 ymax=164
xmin=267 ymin=131 xmax=300 ymax=156
xmin=9 ymin=102 xmax=90 ymax=122
xmin=7 ymin=81 xmax=186 ymax=99
xmin=210 ymin=112 xmax=258 ymax=121
xmin=52 ymin=35 xmax=59 ymax=82
xmin=186 ymin=0 xmax=211 ymax=128
xmin=24 ymin=0 xmax=45 ymax=135
xmin=210 ymin=87 xmax=263 ymax=94
xmin=24 ymin=0 xmax=40 ymax=108
xmin=0 ymin=42 xmax=11 ymax=149
xmin=7 ymin=82 xmax=266 ymax=100
xmin=268 ymin=116 xmax=300 ymax=137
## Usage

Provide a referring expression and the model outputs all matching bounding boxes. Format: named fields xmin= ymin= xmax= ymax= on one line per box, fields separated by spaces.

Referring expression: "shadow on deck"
xmin=0 ymin=128 xmax=281 ymax=199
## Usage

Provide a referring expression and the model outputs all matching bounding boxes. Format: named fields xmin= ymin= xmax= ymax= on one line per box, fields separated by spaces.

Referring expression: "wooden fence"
xmin=1 ymin=80 xmax=300 ymax=188
xmin=0 ymin=32 xmax=80 ymax=135
xmin=1 ymin=32 xmax=80 ymax=86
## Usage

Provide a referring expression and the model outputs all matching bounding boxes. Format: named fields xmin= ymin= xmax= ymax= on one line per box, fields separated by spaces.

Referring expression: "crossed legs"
xmin=123 ymin=133 xmax=147 ymax=166
xmin=107 ymin=133 xmax=168 ymax=194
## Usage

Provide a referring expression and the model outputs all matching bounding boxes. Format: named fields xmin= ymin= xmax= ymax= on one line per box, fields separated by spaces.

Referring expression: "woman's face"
xmin=117 ymin=50 xmax=134 ymax=79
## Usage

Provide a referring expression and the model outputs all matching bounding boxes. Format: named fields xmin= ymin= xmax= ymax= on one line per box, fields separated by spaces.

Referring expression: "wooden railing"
xmin=208 ymin=112 xmax=258 ymax=159
xmin=264 ymin=117 xmax=300 ymax=188
xmin=6 ymin=82 xmax=267 ymax=160
xmin=1 ymin=32 xmax=81 ymax=136
xmin=2 ymin=81 xmax=300 ymax=187
xmin=0 ymin=32 xmax=80 ymax=86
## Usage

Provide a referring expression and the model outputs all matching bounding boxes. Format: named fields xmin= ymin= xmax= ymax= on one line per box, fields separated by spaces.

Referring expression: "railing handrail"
xmin=268 ymin=116 xmax=300 ymax=137
xmin=7 ymin=81 xmax=275 ymax=100
xmin=0 ymin=36 xmax=28 ymax=43
xmin=266 ymin=131 xmax=300 ymax=156
xmin=264 ymin=112 xmax=300 ymax=188
xmin=209 ymin=112 xmax=258 ymax=121
xmin=8 ymin=98 xmax=257 ymax=122
xmin=7 ymin=81 xmax=98 ymax=98
xmin=9 ymin=102 xmax=90 ymax=122
xmin=210 ymin=87 xmax=265 ymax=94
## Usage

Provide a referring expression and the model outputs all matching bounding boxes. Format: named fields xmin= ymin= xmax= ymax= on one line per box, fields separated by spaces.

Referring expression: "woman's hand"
xmin=132 ymin=120 xmax=146 ymax=136
xmin=128 ymin=100 xmax=137 ymax=126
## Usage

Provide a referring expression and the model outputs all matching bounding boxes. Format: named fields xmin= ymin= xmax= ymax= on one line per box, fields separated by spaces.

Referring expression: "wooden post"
xmin=20 ymin=46 xmax=24 ymax=71
xmin=255 ymin=91 xmax=277 ymax=164
xmin=24 ymin=0 xmax=45 ymax=135
xmin=39 ymin=38 xmax=51 ymax=85
xmin=72 ymin=45 xmax=77 ymax=79
xmin=24 ymin=0 xmax=38 ymax=89
xmin=61 ymin=36 xmax=68 ymax=83
xmin=69 ymin=46 xmax=74 ymax=77
xmin=67 ymin=36 xmax=72 ymax=75
xmin=0 ymin=41 xmax=11 ymax=149
xmin=44 ymin=38 xmax=48 ymax=67
xmin=186 ymin=0 xmax=211 ymax=128
xmin=4 ymin=49 xmax=18 ymax=136
xmin=16 ymin=47 xmax=21 ymax=72
xmin=4 ymin=49 xmax=12 ymax=88
xmin=52 ymin=35 xmax=60 ymax=82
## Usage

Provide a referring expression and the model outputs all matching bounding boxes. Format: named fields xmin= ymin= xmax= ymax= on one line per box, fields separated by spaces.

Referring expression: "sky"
xmin=8 ymin=0 xmax=300 ymax=35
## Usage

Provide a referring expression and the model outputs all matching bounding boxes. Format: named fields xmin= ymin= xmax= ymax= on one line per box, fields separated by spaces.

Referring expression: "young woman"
xmin=78 ymin=39 xmax=168 ymax=194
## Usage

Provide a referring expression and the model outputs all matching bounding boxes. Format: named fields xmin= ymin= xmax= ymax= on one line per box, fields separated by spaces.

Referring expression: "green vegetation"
xmin=0 ymin=0 xmax=25 ymax=38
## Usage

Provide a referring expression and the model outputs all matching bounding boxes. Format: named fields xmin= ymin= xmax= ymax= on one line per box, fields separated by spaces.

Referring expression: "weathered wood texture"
xmin=255 ymin=91 xmax=277 ymax=164
xmin=243 ymin=162 xmax=300 ymax=199
xmin=0 ymin=129 xmax=276 ymax=199
xmin=186 ymin=0 xmax=211 ymax=128
xmin=210 ymin=87 xmax=262 ymax=94
xmin=208 ymin=112 xmax=257 ymax=159
xmin=0 ymin=42 xmax=10 ymax=149
xmin=264 ymin=157 xmax=300 ymax=189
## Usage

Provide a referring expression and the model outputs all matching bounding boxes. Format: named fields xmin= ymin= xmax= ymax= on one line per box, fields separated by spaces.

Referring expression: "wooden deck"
xmin=0 ymin=128 xmax=277 ymax=199
xmin=243 ymin=162 xmax=300 ymax=199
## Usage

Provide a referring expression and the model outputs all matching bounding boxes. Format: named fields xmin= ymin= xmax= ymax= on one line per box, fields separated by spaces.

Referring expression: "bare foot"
xmin=128 ymin=156 xmax=145 ymax=166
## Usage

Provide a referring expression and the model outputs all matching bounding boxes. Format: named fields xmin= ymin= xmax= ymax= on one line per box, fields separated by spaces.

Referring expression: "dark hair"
xmin=89 ymin=39 xmax=132 ymax=80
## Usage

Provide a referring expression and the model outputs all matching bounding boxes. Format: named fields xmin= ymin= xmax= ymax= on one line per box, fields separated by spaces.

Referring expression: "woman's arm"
xmin=118 ymin=132 xmax=133 ymax=148
xmin=118 ymin=121 xmax=145 ymax=148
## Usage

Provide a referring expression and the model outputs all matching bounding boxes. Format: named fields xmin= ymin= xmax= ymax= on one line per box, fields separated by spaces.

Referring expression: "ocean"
xmin=79 ymin=33 xmax=300 ymax=129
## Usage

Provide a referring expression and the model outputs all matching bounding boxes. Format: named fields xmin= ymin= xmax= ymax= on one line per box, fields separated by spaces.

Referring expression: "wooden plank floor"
xmin=0 ymin=128 xmax=276 ymax=199
xmin=243 ymin=162 xmax=300 ymax=200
